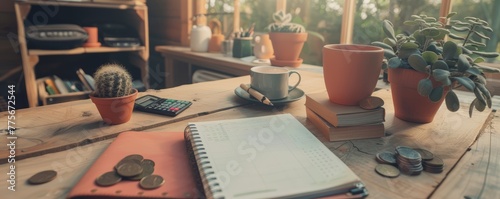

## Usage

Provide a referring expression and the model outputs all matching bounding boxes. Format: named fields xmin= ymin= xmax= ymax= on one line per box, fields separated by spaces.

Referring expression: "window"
xmin=204 ymin=0 xmax=499 ymax=65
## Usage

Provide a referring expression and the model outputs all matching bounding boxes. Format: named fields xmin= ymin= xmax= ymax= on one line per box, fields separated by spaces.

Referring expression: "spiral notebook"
xmin=184 ymin=114 xmax=367 ymax=199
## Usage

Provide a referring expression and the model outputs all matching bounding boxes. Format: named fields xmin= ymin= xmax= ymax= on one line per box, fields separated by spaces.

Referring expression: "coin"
xmin=359 ymin=96 xmax=384 ymax=110
xmin=95 ymin=171 xmax=122 ymax=186
xmin=123 ymin=154 xmax=144 ymax=162
xmin=28 ymin=170 xmax=57 ymax=185
xmin=376 ymin=151 xmax=397 ymax=165
xmin=128 ymin=160 xmax=155 ymax=181
xmin=116 ymin=162 xmax=143 ymax=177
xmin=423 ymin=156 xmax=444 ymax=167
xmin=395 ymin=146 xmax=421 ymax=161
xmin=140 ymin=175 xmax=165 ymax=189
xmin=143 ymin=159 xmax=155 ymax=167
xmin=375 ymin=164 xmax=400 ymax=178
xmin=413 ymin=148 xmax=434 ymax=161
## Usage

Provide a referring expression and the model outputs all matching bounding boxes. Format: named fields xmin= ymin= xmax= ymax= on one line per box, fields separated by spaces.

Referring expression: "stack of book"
xmin=305 ymin=92 xmax=385 ymax=141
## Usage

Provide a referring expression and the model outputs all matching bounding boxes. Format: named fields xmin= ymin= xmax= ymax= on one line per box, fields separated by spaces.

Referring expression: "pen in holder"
xmin=232 ymin=37 xmax=253 ymax=58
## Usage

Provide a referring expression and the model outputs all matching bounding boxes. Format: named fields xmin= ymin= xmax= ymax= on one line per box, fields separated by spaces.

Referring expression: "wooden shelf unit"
xmin=15 ymin=0 xmax=149 ymax=107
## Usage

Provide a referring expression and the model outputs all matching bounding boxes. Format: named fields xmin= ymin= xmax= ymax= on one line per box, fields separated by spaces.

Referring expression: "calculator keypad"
xmin=140 ymin=98 xmax=192 ymax=116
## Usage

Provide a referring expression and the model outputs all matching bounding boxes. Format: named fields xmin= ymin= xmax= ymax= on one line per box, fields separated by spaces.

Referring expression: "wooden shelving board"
xmin=29 ymin=46 xmax=146 ymax=56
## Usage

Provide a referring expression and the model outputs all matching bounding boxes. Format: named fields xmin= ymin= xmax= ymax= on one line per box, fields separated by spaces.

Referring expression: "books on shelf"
xmin=184 ymin=114 xmax=368 ymax=199
xmin=305 ymin=92 xmax=385 ymax=127
xmin=306 ymin=108 xmax=385 ymax=141
xmin=76 ymin=68 xmax=95 ymax=91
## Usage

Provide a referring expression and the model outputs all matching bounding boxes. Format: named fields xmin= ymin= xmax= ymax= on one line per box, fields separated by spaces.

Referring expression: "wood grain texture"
xmin=431 ymin=113 xmax=500 ymax=199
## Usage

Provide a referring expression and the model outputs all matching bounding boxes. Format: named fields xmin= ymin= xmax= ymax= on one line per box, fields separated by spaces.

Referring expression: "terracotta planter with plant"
xmin=267 ymin=10 xmax=308 ymax=67
xmin=374 ymin=12 xmax=499 ymax=123
xmin=90 ymin=64 xmax=137 ymax=125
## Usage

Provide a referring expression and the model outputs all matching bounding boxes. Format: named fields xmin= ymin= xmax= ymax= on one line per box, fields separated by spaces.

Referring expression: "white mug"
xmin=250 ymin=66 xmax=301 ymax=100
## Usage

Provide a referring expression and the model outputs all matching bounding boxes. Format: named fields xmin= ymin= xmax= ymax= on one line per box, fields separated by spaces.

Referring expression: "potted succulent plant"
xmin=90 ymin=64 xmax=138 ymax=125
xmin=267 ymin=10 xmax=308 ymax=67
xmin=373 ymin=12 xmax=499 ymax=123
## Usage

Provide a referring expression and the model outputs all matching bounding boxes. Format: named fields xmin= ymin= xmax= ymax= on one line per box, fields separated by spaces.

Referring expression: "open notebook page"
xmin=189 ymin=114 xmax=362 ymax=199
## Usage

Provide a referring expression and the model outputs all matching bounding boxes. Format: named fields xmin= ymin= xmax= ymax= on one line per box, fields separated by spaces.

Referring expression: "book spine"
xmin=184 ymin=124 xmax=223 ymax=199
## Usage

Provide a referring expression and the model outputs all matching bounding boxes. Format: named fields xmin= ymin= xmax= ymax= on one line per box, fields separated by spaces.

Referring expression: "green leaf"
xmin=473 ymin=31 xmax=490 ymax=40
xmin=422 ymin=51 xmax=438 ymax=64
xmin=404 ymin=21 xmax=418 ymax=26
xmin=415 ymin=19 xmax=426 ymax=24
xmin=447 ymin=12 xmax=457 ymax=18
xmin=467 ymin=39 xmax=487 ymax=47
xmin=398 ymin=48 xmax=420 ymax=59
xmin=388 ymin=57 xmax=401 ymax=68
xmin=384 ymin=49 xmax=397 ymax=59
xmin=432 ymin=60 xmax=449 ymax=70
xmin=424 ymin=17 xmax=437 ymax=22
xmin=429 ymin=86 xmax=444 ymax=102
xmin=472 ymin=51 xmax=500 ymax=58
xmin=479 ymin=19 xmax=489 ymax=26
xmin=443 ymin=41 xmax=458 ymax=60
xmin=432 ymin=69 xmax=450 ymax=81
xmin=476 ymin=83 xmax=492 ymax=108
xmin=476 ymin=64 xmax=500 ymax=73
xmin=421 ymin=27 xmax=441 ymax=37
xmin=475 ymin=97 xmax=486 ymax=112
xmin=452 ymin=26 xmax=470 ymax=32
xmin=474 ymin=57 xmax=485 ymax=64
xmin=401 ymin=42 xmax=419 ymax=50
xmin=481 ymin=26 xmax=493 ymax=32
xmin=445 ymin=90 xmax=460 ymax=112
xmin=408 ymin=54 xmax=428 ymax=72
xmin=411 ymin=15 xmax=421 ymax=19
xmin=371 ymin=41 xmax=393 ymax=50
xmin=452 ymin=76 xmax=476 ymax=91
xmin=383 ymin=20 xmax=396 ymax=40
xmin=473 ymin=86 xmax=487 ymax=106
xmin=476 ymin=75 xmax=487 ymax=85
xmin=451 ymin=20 xmax=470 ymax=26
xmin=418 ymin=78 xmax=433 ymax=96
xmin=384 ymin=38 xmax=397 ymax=47
xmin=466 ymin=67 xmax=482 ymax=76
xmin=469 ymin=99 xmax=477 ymax=117
xmin=460 ymin=46 xmax=473 ymax=55
xmin=457 ymin=54 xmax=471 ymax=72
xmin=448 ymin=33 xmax=466 ymax=40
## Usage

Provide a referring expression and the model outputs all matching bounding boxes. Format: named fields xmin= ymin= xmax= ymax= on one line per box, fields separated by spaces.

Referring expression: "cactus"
xmin=267 ymin=10 xmax=306 ymax=33
xmin=93 ymin=64 xmax=133 ymax=98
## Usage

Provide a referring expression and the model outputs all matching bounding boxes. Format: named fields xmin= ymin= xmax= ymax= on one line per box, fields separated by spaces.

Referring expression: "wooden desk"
xmin=1 ymin=70 xmax=499 ymax=199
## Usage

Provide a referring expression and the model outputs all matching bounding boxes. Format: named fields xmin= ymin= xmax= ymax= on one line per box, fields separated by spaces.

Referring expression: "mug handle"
xmin=288 ymin=71 xmax=301 ymax=92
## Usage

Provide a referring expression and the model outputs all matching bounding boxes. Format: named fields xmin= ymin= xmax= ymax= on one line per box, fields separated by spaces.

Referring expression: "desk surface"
xmin=1 ymin=70 xmax=499 ymax=199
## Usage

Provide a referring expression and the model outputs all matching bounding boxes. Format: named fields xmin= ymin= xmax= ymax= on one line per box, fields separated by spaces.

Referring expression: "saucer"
xmin=234 ymin=84 xmax=305 ymax=105
xmin=270 ymin=58 xmax=303 ymax=67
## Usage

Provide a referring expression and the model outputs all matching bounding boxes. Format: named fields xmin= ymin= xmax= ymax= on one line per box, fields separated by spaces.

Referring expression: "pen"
xmin=240 ymin=84 xmax=274 ymax=106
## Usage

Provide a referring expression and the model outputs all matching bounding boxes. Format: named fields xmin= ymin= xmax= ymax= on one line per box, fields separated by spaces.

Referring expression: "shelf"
xmin=29 ymin=46 xmax=146 ymax=56
xmin=16 ymin=0 xmax=146 ymax=9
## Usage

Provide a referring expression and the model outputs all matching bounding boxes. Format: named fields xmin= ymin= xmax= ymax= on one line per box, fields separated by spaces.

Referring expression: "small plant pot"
xmin=90 ymin=89 xmax=138 ymax=125
xmin=388 ymin=68 xmax=447 ymax=123
xmin=269 ymin=32 xmax=307 ymax=67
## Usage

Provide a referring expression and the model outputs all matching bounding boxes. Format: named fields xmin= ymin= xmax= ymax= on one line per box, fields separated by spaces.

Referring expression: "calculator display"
xmin=136 ymin=96 xmax=157 ymax=107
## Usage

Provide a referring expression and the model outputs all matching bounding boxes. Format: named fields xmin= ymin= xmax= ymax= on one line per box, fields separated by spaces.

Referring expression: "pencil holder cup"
xmin=232 ymin=37 xmax=253 ymax=58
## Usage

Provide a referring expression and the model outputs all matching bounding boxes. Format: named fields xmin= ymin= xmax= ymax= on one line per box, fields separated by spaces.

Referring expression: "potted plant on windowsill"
xmin=267 ymin=10 xmax=308 ymax=67
xmin=90 ymin=64 xmax=138 ymax=125
xmin=372 ymin=12 xmax=499 ymax=123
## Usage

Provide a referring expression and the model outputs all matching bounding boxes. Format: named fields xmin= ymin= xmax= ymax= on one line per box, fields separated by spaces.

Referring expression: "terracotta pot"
xmin=388 ymin=68 xmax=447 ymax=123
xmin=83 ymin=27 xmax=101 ymax=48
xmin=253 ymin=34 xmax=274 ymax=59
xmin=208 ymin=34 xmax=225 ymax=52
xmin=269 ymin=32 xmax=307 ymax=67
xmin=322 ymin=44 xmax=384 ymax=105
xmin=90 ymin=89 xmax=138 ymax=125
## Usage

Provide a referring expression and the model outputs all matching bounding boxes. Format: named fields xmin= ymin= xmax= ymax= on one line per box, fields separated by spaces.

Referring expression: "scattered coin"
xmin=375 ymin=164 xmax=400 ymax=178
xmin=359 ymin=96 xmax=384 ymax=110
xmin=423 ymin=156 xmax=444 ymax=167
xmin=423 ymin=156 xmax=445 ymax=173
xmin=128 ymin=161 xmax=155 ymax=181
xmin=140 ymin=175 xmax=165 ymax=189
xmin=116 ymin=162 xmax=144 ymax=177
xmin=28 ymin=170 xmax=57 ymax=185
xmin=95 ymin=171 xmax=122 ymax=186
xmin=376 ymin=151 xmax=397 ymax=165
xmin=413 ymin=148 xmax=434 ymax=161
xmin=123 ymin=154 xmax=144 ymax=162
xmin=143 ymin=159 xmax=155 ymax=167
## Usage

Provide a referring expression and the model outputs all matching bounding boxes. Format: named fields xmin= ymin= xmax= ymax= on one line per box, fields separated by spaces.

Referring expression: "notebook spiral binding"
xmin=185 ymin=124 xmax=224 ymax=199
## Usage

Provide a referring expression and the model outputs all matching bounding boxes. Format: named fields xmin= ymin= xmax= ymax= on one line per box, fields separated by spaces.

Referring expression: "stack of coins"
xmin=395 ymin=146 xmax=423 ymax=175
xmin=422 ymin=156 xmax=445 ymax=173
xmin=95 ymin=154 xmax=164 ymax=190
xmin=375 ymin=146 xmax=444 ymax=178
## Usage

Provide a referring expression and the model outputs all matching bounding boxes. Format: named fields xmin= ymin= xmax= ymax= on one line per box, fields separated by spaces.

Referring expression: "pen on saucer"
xmin=240 ymin=84 xmax=274 ymax=106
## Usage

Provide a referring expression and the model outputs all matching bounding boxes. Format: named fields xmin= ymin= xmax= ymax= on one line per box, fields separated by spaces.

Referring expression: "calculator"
xmin=134 ymin=95 xmax=192 ymax=116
